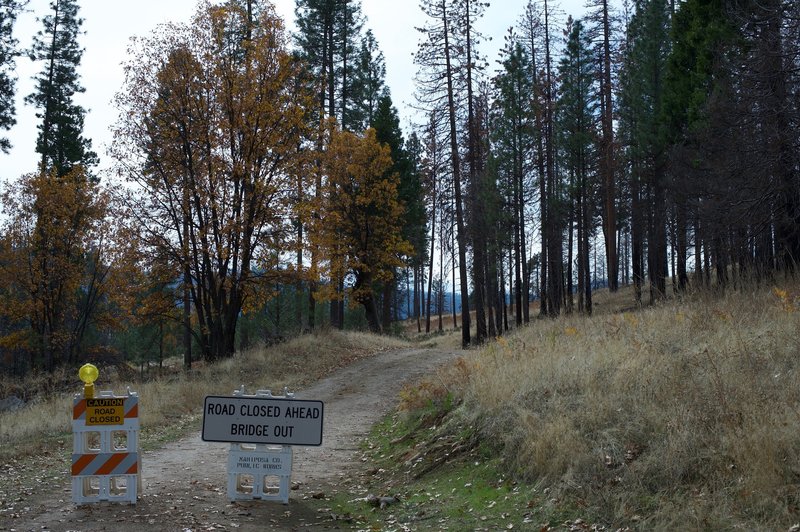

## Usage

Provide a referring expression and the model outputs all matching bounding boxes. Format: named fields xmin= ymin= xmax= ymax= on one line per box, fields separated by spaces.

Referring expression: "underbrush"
xmin=380 ymin=280 xmax=800 ymax=529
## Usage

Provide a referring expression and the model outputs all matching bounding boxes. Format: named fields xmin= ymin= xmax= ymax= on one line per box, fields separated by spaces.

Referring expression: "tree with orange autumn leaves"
xmin=0 ymin=0 xmax=132 ymax=374
xmin=309 ymin=126 xmax=412 ymax=333
xmin=111 ymin=0 xmax=312 ymax=361
xmin=0 ymin=168 xmax=130 ymax=371
xmin=0 ymin=0 xmax=415 ymax=375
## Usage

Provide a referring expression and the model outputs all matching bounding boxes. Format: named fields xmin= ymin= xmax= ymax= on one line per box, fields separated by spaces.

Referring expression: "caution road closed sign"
xmin=85 ymin=398 xmax=125 ymax=426
xmin=202 ymin=395 xmax=324 ymax=446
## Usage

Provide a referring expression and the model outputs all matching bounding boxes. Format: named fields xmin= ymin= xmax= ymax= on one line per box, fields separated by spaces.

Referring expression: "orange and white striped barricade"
xmin=71 ymin=389 xmax=140 ymax=504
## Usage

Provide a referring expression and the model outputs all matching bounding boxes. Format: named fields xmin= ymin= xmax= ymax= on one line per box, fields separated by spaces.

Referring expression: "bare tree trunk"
xmin=443 ymin=6 xmax=470 ymax=347
xmin=566 ymin=170 xmax=575 ymax=315
xmin=426 ymin=168 xmax=437 ymax=333
xmin=183 ymin=181 xmax=192 ymax=370
xmin=464 ymin=0 xmax=486 ymax=344
xmin=544 ymin=0 xmax=562 ymax=316
xmin=600 ymin=0 xmax=618 ymax=292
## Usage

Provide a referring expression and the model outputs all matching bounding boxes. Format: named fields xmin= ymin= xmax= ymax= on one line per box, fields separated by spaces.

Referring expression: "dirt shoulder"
xmin=1 ymin=347 xmax=459 ymax=532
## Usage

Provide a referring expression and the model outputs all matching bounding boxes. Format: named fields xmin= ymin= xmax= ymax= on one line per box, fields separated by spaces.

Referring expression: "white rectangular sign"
xmin=228 ymin=449 xmax=292 ymax=474
xmin=202 ymin=396 xmax=324 ymax=446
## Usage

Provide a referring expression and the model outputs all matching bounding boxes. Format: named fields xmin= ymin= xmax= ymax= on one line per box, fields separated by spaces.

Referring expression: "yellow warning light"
xmin=79 ymin=363 xmax=98 ymax=399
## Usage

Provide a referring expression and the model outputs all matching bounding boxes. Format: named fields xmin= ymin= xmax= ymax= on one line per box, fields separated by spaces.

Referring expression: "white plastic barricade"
xmin=71 ymin=389 xmax=140 ymax=504
xmin=228 ymin=443 xmax=293 ymax=503
xmin=227 ymin=387 xmax=294 ymax=503
xmin=202 ymin=386 xmax=324 ymax=504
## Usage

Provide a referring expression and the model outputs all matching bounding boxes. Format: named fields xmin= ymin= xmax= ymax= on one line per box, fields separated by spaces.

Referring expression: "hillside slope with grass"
xmin=357 ymin=282 xmax=800 ymax=530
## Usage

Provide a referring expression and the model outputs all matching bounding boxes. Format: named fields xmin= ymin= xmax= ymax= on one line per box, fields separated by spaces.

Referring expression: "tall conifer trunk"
xmin=441 ymin=4 xmax=471 ymax=347
xmin=600 ymin=0 xmax=618 ymax=292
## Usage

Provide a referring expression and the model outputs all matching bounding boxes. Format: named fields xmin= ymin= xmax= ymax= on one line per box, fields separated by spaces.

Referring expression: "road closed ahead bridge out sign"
xmin=202 ymin=395 xmax=324 ymax=446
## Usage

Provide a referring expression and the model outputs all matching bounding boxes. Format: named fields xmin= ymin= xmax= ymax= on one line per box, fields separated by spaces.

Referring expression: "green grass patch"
xmin=311 ymin=406 xmax=605 ymax=531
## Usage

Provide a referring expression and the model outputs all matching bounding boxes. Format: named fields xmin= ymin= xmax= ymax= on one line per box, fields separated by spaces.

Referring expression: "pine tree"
xmin=518 ymin=0 xmax=561 ymax=317
xmin=492 ymin=35 xmax=535 ymax=326
xmin=0 ymin=0 xmax=23 ymax=153
xmin=540 ymin=0 xmax=562 ymax=316
xmin=27 ymin=0 xmax=96 ymax=177
xmin=557 ymin=17 xmax=598 ymax=314
xmin=619 ymin=0 xmax=671 ymax=302
xmin=372 ymin=94 xmax=427 ymax=329
xmin=661 ymin=0 xmax=732 ymax=290
xmin=456 ymin=0 xmax=490 ymax=343
xmin=295 ymin=0 xmax=368 ymax=329
xmin=349 ymin=29 xmax=386 ymax=131
xmin=295 ymin=0 xmax=365 ymax=130
xmin=586 ymin=0 xmax=619 ymax=292
xmin=415 ymin=0 xmax=472 ymax=347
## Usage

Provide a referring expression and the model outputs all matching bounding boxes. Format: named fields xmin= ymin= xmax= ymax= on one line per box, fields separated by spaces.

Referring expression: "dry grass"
xmin=423 ymin=281 xmax=800 ymax=528
xmin=0 ymin=329 xmax=409 ymax=460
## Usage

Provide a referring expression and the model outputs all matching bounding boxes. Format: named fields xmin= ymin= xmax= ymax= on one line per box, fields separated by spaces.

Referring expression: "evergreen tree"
xmin=539 ymin=0 xmax=562 ymax=316
xmin=27 ymin=0 xmax=96 ymax=177
xmin=349 ymin=29 xmax=386 ymax=131
xmin=660 ymin=0 xmax=732 ymax=290
xmin=0 ymin=0 xmax=23 ymax=153
xmin=457 ymin=0 xmax=491 ymax=343
xmin=372 ymin=94 xmax=427 ymax=328
xmin=557 ymin=17 xmax=598 ymax=314
xmin=294 ymin=0 xmax=365 ymax=130
xmin=618 ymin=0 xmax=671 ymax=302
xmin=586 ymin=0 xmax=619 ymax=291
xmin=295 ymin=0 xmax=368 ymax=330
xmin=416 ymin=0 xmax=472 ymax=347
xmin=492 ymin=35 xmax=535 ymax=326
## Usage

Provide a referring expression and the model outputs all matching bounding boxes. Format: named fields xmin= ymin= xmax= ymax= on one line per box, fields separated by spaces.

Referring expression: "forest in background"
xmin=0 ymin=0 xmax=798 ymax=376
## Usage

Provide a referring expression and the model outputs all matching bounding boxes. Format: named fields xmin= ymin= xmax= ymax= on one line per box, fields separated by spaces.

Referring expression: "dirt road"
xmin=4 ymin=347 xmax=458 ymax=531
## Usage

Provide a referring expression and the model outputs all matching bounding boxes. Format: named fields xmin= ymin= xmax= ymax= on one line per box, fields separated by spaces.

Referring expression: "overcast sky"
xmin=0 ymin=0 xmax=586 ymax=184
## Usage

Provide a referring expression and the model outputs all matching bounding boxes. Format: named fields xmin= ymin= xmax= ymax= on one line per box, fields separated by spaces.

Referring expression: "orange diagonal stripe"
xmin=125 ymin=404 xmax=138 ymax=418
xmin=72 ymin=454 xmax=95 ymax=476
xmin=73 ymin=399 xmax=86 ymax=420
xmin=95 ymin=453 xmax=127 ymax=475
xmin=125 ymin=461 xmax=138 ymax=475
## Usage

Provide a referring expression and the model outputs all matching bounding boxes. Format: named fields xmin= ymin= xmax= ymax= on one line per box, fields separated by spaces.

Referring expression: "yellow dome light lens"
xmin=79 ymin=363 xmax=99 ymax=384
xmin=79 ymin=363 xmax=99 ymax=399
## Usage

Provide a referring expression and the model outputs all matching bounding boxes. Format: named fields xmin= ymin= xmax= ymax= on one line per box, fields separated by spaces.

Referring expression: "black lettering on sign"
xmin=87 ymin=398 xmax=124 ymax=407
xmin=284 ymin=406 xmax=320 ymax=419
xmin=88 ymin=415 xmax=122 ymax=424
xmin=273 ymin=425 xmax=294 ymax=438
xmin=239 ymin=404 xmax=281 ymax=418
xmin=230 ymin=423 xmax=270 ymax=436
xmin=207 ymin=402 xmax=235 ymax=416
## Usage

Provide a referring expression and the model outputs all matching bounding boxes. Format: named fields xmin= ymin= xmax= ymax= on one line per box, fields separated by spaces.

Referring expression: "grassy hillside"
xmin=393 ymin=281 xmax=800 ymax=529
